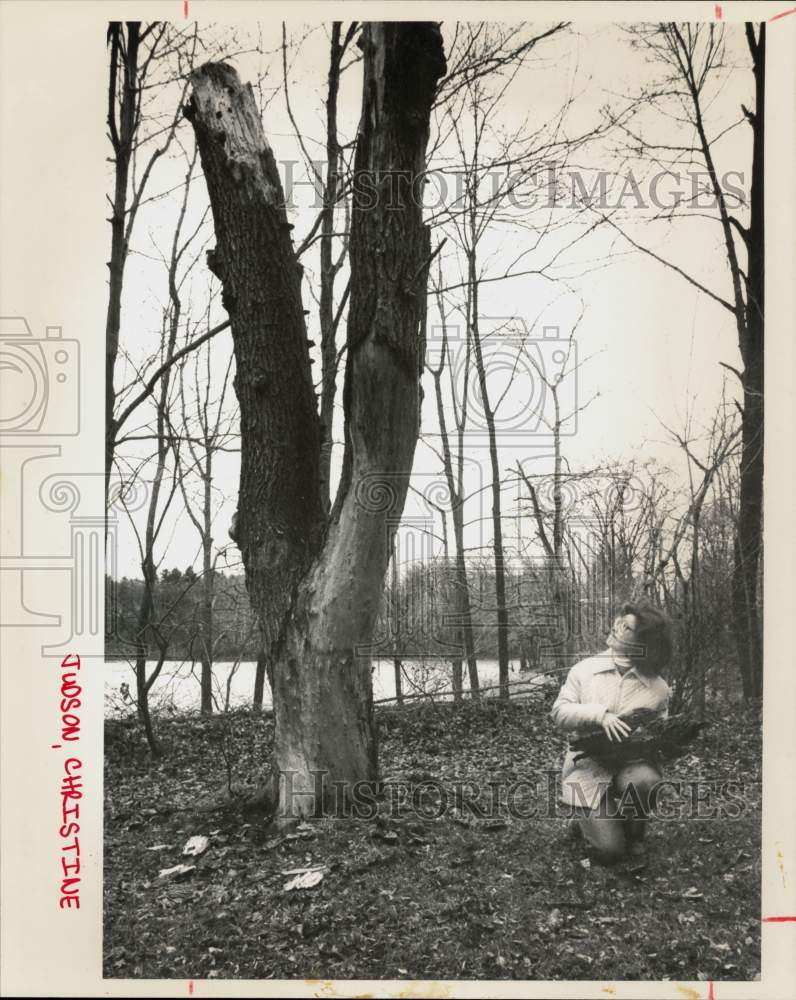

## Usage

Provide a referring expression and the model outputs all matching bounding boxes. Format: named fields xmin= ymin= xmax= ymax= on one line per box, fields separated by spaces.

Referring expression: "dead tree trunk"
xmin=187 ymin=24 xmax=446 ymax=816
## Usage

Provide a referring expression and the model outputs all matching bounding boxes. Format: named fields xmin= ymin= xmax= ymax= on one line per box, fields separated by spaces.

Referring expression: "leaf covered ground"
xmin=104 ymin=694 xmax=761 ymax=982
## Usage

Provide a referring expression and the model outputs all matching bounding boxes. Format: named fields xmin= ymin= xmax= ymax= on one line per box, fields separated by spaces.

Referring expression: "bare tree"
xmin=116 ymin=146 xmax=209 ymax=751
xmin=186 ymin=24 xmax=446 ymax=816
xmin=315 ymin=23 xmax=357 ymax=509
xmin=514 ymin=313 xmax=601 ymax=667
xmin=389 ymin=538 xmax=405 ymax=706
xmin=175 ymin=308 xmax=236 ymax=715
xmin=602 ymin=22 xmax=764 ymax=700
xmin=105 ymin=23 xmax=194 ymax=502
xmin=429 ymin=22 xmax=606 ymax=698
xmin=654 ymin=393 xmax=741 ymax=714
xmin=426 ymin=275 xmax=480 ymax=700
xmin=280 ymin=22 xmax=362 ymax=510
xmin=105 ymin=22 xmax=246 ymax=511
xmin=120 ymin=311 xmax=183 ymax=756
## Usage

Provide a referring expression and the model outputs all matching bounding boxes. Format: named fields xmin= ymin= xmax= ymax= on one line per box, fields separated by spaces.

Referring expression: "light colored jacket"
xmin=551 ymin=651 xmax=671 ymax=809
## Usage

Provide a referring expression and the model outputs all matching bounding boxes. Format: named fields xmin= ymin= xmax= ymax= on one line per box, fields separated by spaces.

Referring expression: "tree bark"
xmin=187 ymin=24 xmax=446 ymax=816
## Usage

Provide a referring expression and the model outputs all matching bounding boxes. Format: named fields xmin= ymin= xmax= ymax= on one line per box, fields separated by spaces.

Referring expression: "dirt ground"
xmin=104 ymin=695 xmax=761 ymax=982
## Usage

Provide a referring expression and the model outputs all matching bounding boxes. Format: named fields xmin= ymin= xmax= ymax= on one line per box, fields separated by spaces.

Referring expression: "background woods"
xmin=105 ymin=20 xmax=762 ymax=761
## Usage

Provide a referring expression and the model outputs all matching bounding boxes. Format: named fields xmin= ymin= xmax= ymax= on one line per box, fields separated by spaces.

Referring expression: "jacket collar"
xmin=593 ymin=652 xmax=652 ymax=686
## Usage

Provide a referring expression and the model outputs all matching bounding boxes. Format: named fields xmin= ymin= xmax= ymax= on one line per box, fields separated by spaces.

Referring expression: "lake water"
xmin=104 ymin=657 xmax=556 ymax=717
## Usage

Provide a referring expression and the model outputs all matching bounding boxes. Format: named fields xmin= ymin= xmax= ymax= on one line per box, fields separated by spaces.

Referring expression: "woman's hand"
xmin=601 ymin=711 xmax=632 ymax=742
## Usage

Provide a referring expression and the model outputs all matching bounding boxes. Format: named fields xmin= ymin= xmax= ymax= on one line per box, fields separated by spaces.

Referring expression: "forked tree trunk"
xmin=187 ymin=24 xmax=446 ymax=816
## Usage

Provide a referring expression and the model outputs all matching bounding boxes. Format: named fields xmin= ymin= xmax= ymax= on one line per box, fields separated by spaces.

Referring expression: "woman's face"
xmin=607 ymin=613 xmax=640 ymax=656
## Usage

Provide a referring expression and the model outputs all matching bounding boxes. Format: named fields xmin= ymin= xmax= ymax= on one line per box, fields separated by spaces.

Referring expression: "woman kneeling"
xmin=551 ymin=603 xmax=673 ymax=864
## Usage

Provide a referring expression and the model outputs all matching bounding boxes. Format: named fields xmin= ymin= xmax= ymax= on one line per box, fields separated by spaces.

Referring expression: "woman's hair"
xmin=621 ymin=601 xmax=673 ymax=676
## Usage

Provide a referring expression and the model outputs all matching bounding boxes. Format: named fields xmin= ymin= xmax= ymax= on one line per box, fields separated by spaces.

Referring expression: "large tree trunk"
xmin=187 ymin=24 xmax=446 ymax=817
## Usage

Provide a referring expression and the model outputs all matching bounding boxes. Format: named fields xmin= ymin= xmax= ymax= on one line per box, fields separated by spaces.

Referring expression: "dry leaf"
xmin=158 ymin=863 xmax=196 ymax=879
xmin=682 ymin=886 xmax=704 ymax=899
xmin=283 ymin=869 xmax=325 ymax=891
xmin=182 ymin=835 xmax=210 ymax=857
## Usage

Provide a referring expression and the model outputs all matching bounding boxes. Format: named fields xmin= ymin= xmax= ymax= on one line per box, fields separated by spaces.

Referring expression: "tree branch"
xmin=114 ymin=319 xmax=230 ymax=435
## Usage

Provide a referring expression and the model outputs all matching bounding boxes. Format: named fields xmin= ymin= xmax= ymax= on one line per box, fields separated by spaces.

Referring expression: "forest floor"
xmin=104 ymin=692 xmax=762 ymax=984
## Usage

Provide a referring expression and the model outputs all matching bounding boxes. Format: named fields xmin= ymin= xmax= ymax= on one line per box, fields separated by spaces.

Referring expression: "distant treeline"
xmin=106 ymin=569 xmax=259 ymax=661
xmin=107 ymin=561 xmax=592 ymax=663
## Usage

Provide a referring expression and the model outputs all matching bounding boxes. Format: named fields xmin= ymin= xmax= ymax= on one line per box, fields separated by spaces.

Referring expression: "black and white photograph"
xmin=1 ymin=2 xmax=795 ymax=997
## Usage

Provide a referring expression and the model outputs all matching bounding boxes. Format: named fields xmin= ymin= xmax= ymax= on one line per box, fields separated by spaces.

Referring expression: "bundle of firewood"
xmin=569 ymin=708 xmax=703 ymax=768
